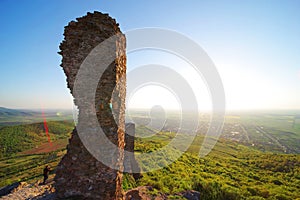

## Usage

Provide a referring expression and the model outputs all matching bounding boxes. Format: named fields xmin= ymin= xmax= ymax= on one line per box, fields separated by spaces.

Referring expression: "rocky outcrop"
xmin=0 ymin=181 xmax=56 ymax=200
xmin=0 ymin=182 xmax=22 ymax=197
xmin=54 ymin=11 xmax=126 ymax=200
xmin=178 ymin=190 xmax=201 ymax=200
xmin=0 ymin=181 xmax=201 ymax=200
xmin=125 ymin=186 xmax=165 ymax=200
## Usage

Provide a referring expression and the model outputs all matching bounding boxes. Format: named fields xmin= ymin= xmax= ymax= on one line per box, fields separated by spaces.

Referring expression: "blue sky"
xmin=0 ymin=0 xmax=299 ymax=110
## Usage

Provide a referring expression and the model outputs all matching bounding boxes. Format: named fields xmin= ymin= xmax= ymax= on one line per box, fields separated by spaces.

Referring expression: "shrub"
xmin=192 ymin=181 xmax=241 ymax=200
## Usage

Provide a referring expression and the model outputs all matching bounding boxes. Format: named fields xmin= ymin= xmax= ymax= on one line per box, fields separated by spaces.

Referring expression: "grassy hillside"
xmin=0 ymin=149 xmax=65 ymax=187
xmin=0 ymin=120 xmax=73 ymax=187
xmin=123 ymin=129 xmax=300 ymax=200
xmin=0 ymin=121 xmax=73 ymax=158
xmin=0 ymin=120 xmax=299 ymax=199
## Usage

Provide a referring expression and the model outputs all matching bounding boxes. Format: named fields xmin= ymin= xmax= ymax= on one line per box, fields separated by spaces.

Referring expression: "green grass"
xmin=123 ymin=129 xmax=300 ymax=200
xmin=0 ymin=120 xmax=73 ymax=187
xmin=0 ymin=149 xmax=66 ymax=187
xmin=0 ymin=117 xmax=299 ymax=199
xmin=0 ymin=121 xmax=73 ymax=158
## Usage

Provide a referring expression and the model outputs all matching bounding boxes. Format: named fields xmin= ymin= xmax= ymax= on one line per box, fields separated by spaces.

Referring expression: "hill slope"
xmin=0 ymin=121 xmax=73 ymax=158
xmin=123 ymin=130 xmax=300 ymax=200
xmin=0 ymin=107 xmax=36 ymax=117
xmin=0 ymin=123 xmax=299 ymax=199
xmin=0 ymin=107 xmax=73 ymax=127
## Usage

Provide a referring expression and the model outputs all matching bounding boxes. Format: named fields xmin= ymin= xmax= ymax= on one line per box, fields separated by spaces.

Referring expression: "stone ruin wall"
xmin=124 ymin=123 xmax=141 ymax=179
xmin=54 ymin=12 xmax=126 ymax=200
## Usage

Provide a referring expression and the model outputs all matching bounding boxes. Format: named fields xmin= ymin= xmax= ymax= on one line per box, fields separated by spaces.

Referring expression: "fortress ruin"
xmin=54 ymin=11 xmax=128 ymax=199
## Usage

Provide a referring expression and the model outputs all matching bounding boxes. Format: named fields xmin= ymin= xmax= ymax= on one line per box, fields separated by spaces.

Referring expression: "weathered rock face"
xmin=54 ymin=11 xmax=126 ymax=200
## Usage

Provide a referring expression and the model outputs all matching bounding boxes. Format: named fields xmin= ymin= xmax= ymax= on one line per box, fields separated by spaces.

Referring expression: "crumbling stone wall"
xmin=124 ymin=123 xmax=141 ymax=180
xmin=54 ymin=12 xmax=126 ymax=200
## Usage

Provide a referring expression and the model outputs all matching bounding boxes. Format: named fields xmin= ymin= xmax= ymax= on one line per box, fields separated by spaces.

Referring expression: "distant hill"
xmin=0 ymin=107 xmax=73 ymax=126
xmin=0 ymin=107 xmax=37 ymax=117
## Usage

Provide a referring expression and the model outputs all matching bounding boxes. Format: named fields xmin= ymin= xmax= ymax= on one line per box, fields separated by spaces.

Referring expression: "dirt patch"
xmin=21 ymin=139 xmax=68 ymax=155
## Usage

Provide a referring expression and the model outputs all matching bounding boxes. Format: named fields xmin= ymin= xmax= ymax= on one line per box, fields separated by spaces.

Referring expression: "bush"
xmin=275 ymin=194 xmax=290 ymax=200
xmin=192 ymin=181 xmax=241 ymax=200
